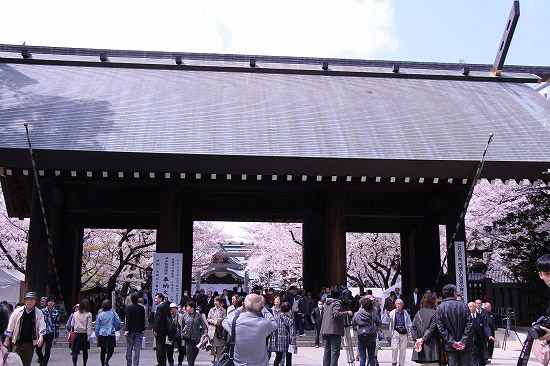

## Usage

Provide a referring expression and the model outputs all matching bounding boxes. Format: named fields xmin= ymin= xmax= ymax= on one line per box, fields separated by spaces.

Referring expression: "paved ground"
xmin=38 ymin=343 xmax=527 ymax=365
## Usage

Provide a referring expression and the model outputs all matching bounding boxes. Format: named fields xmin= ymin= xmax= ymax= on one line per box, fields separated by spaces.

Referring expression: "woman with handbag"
xmin=181 ymin=302 xmax=208 ymax=366
xmin=410 ymin=293 xmax=440 ymax=366
xmin=271 ymin=302 xmax=297 ymax=366
xmin=71 ymin=299 xmax=92 ymax=366
xmin=207 ymin=297 xmax=227 ymax=363
xmin=95 ymin=300 xmax=121 ymax=366
xmin=352 ymin=296 xmax=382 ymax=366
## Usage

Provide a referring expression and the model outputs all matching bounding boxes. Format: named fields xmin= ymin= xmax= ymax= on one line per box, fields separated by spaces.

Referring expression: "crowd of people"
xmin=1 ymin=253 xmax=550 ymax=366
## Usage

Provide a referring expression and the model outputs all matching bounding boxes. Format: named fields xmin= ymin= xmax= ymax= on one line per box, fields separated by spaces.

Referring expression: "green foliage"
xmin=487 ymin=185 xmax=550 ymax=320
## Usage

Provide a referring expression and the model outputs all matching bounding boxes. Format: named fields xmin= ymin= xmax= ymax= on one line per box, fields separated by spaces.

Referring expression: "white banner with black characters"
xmin=152 ymin=253 xmax=183 ymax=311
xmin=454 ymin=241 xmax=468 ymax=303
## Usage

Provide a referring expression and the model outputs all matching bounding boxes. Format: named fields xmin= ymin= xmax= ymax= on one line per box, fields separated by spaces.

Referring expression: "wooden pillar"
xmin=157 ymin=184 xmax=181 ymax=252
xmin=302 ymin=204 xmax=327 ymax=294
xmin=325 ymin=186 xmax=347 ymax=287
xmin=49 ymin=205 xmax=84 ymax=311
xmin=400 ymin=232 xmax=414 ymax=298
xmin=25 ymin=185 xmax=50 ymax=298
xmin=401 ymin=220 xmax=440 ymax=296
xmin=181 ymin=208 xmax=193 ymax=294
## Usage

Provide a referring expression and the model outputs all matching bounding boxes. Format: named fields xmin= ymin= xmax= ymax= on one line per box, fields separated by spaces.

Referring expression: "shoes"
xmin=315 ymin=345 xmax=319 ymax=348
xmin=299 ymin=334 xmax=306 ymax=337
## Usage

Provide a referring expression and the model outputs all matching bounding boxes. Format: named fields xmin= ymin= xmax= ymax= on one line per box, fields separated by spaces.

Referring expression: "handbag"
xmin=181 ymin=313 xmax=196 ymax=341
xmin=68 ymin=331 xmax=75 ymax=348
xmin=213 ymin=311 xmax=241 ymax=366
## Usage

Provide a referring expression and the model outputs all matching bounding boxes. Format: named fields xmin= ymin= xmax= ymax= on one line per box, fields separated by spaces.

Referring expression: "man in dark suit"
xmin=468 ymin=302 xmax=491 ymax=366
xmin=204 ymin=291 xmax=215 ymax=315
xmin=153 ymin=293 xmax=170 ymax=366
xmin=436 ymin=284 xmax=473 ymax=366
xmin=125 ymin=292 xmax=146 ymax=366
xmin=407 ymin=287 xmax=421 ymax=319
xmin=485 ymin=303 xmax=497 ymax=362
xmin=475 ymin=299 xmax=494 ymax=364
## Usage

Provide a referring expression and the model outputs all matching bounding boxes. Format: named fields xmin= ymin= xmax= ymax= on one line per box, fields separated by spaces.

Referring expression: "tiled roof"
xmin=0 ymin=45 xmax=549 ymax=174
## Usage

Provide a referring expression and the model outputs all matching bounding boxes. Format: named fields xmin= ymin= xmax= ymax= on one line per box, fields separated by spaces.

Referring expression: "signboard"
xmin=454 ymin=241 xmax=468 ymax=303
xmin=152 ymin=253 xmax=183 ymax=310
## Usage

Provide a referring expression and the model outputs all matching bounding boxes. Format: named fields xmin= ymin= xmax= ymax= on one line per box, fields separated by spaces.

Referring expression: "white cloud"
xmin=1 ymin=0 xmax=397 ymax=59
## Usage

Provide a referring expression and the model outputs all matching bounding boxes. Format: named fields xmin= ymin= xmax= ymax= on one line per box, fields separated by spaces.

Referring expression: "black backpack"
xmin=167 ymin=314 xmax=181 ymax=342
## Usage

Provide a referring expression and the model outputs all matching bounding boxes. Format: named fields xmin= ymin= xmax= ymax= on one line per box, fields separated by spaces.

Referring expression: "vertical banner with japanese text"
xmin=152 ymin=253 xmax=183 ymax=311
xmin=454 ymin=241 xmax=468 ymax=303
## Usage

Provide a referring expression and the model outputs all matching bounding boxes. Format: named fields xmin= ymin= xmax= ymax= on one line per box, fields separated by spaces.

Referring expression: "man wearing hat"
xmin=3 ymin=292 xmax=47 ymax=366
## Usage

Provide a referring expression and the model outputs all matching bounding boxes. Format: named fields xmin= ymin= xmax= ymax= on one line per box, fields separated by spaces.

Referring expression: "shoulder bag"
xmin=213 ymin=311 xmax=241 ymax=366
xmin=181 ymin=313 xmax=195 ymax=341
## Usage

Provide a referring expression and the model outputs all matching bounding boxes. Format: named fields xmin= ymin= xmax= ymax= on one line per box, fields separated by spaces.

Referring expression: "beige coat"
xmin=207 ymin=306 xmax=226 ymax=346
xmin=6 ymin=306 xmax=46 ymax=346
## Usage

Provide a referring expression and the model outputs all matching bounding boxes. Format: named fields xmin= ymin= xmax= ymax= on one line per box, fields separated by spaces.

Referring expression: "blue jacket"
xmin=95 ymin=310 xmax=121 ymax=336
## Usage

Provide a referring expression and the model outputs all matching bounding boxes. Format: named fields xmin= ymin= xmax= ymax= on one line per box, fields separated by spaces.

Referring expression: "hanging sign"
xmin=152 ymin=253 xmax=183 ymax=310
xmin=454 ymin=241 xmax=468 ymax=303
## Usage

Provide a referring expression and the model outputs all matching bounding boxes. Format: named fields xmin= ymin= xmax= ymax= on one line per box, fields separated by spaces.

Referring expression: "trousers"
xmin=322 ymin=334 xmax=342 ymax=366
xmin=391 ymin=332 xmax=408 ymax=366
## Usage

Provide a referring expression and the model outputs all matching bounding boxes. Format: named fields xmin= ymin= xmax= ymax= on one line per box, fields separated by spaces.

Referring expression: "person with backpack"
xmin=352 ymin=296 xmax=382 ymax=366
xmin=95 ymin=300 xmax=121 ymax=366
xmin=166 ymin=303 xmax=185 ymax=366
xmin=271 ymin=302 xmax=297 ymax=366
xmin=291 ymin=290 xmax=306 ymax=337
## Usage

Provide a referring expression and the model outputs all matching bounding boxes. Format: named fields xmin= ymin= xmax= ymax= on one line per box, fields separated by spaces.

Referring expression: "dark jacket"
xmin=294 ymin=295 xmax=306 ymax=314
xmin=153 ymin=301 xmax=170 ymax=337
xmin=436 ymin=297 xmax=473 ymax=352
xmin=311 ymin=307 xmax=323 ymax=328
xmin=471 ymin=312 xmax=491 ymax=346
xmin=351 ymin=309 xmax=381 ymax=339
xmin=384 ymin=297 xmax=395 ymax=312
xmin=320 ymin=298 xmax=349 ymax=336
xmin=125 ymin=303 xmax=146 ymax=334
xmin=408 ymin=292 xmax=421 ymax=314
xmin=411 ymin=308 xmax=440 ymax=363
xmin=487 ymin=311 xmax=496 ymax=337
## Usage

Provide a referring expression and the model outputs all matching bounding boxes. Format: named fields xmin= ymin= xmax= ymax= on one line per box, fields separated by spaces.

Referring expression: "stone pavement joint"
xmin=42 ymin=343 xmax=527 ymax=365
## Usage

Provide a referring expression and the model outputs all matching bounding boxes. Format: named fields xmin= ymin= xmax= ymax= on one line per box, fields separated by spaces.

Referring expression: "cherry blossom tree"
xmin=464 ymin=179 xmax=532 ymax=279
xmin=0 ymin=187 xmax=28 ymax=274
xmin=191 ymin=221 xmax=228 ymax=278
xmin=346 ymin=232 xmax=401 ymax=290
xmin=244 ymin=222 xmax=303 ymax=289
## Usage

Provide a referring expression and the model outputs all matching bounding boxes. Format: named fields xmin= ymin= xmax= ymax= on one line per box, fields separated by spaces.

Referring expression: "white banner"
xmin=152 ymin=253 xmax=183 ymax=311
xmin=454 ymin=241 xmax=468 ymax=303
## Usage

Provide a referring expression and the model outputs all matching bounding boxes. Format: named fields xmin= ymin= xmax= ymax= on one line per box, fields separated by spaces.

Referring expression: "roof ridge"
xmin=1 ymin=43 xmax=549 ymax=77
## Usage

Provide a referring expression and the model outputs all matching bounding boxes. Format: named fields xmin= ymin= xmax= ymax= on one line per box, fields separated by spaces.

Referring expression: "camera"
xmin=528 ymin=316 xmax=550 ymax=339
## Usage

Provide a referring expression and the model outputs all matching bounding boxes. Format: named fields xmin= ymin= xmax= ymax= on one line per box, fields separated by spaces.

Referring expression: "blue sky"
xmin=1 ymin=0 xmax=547 ymax=66
xmin=380 ymin=0 xmax=548 ymax=65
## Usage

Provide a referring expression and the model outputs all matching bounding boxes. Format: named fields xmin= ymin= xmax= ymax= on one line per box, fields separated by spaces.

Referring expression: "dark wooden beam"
xmin=492 ymin=0 xmax=520 ymax=76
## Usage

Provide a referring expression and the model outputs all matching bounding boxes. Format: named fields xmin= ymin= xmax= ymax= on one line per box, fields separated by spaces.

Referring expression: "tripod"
xmin=502 ymin=317 xmax=524 ymax=351
xmin=343 ymin=316 xmax=356 ymax=366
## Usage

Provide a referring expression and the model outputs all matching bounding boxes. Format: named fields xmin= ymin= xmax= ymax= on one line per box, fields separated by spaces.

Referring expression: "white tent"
xmin=0 ymin=268 xmax=25 ymax=307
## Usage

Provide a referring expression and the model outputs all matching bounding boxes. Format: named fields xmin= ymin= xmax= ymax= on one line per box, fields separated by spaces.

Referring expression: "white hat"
xmin=170 ymin=303 xmax=178 ymax=308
